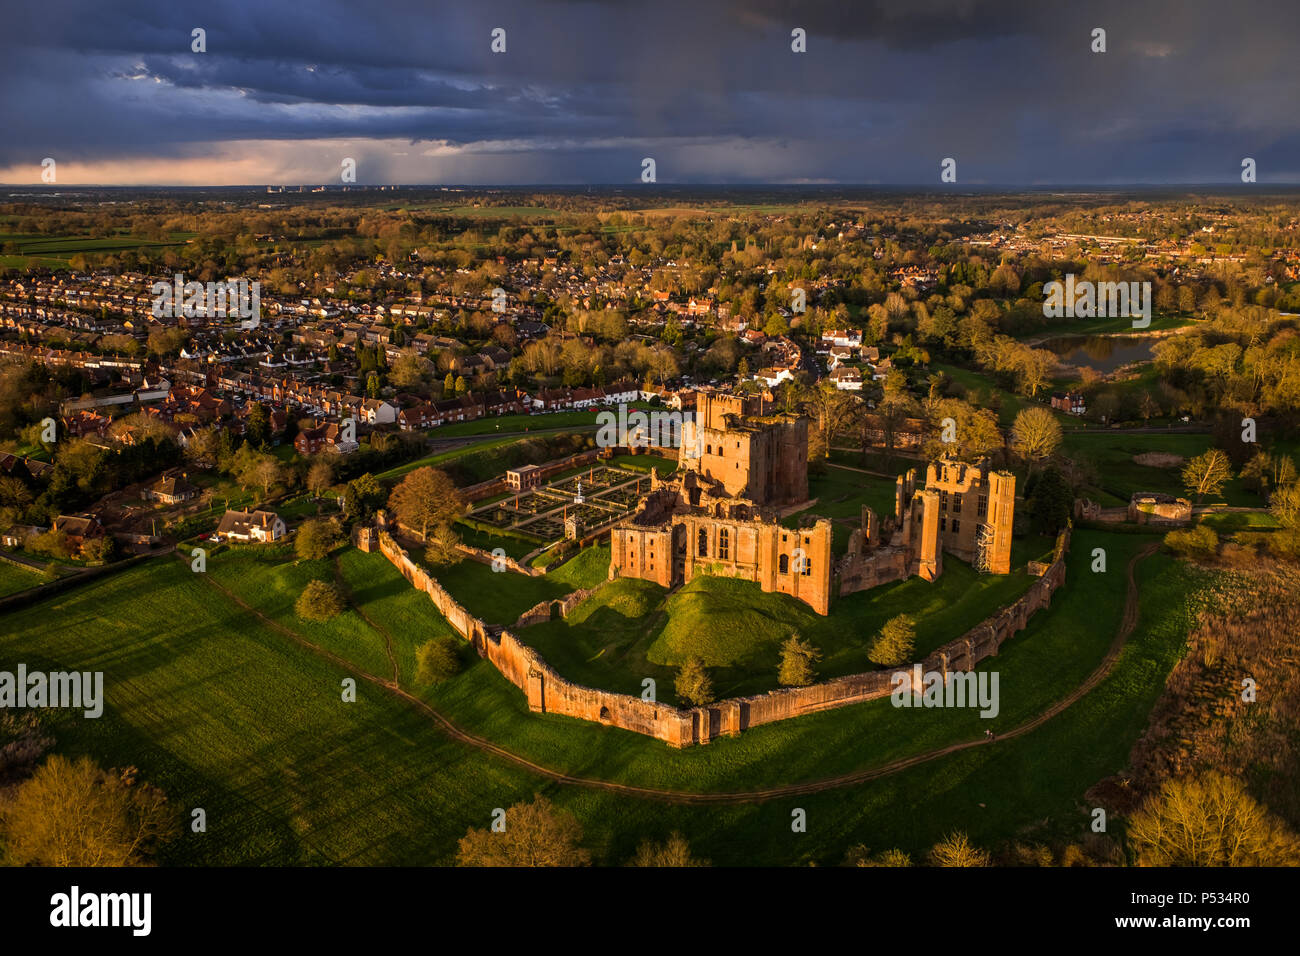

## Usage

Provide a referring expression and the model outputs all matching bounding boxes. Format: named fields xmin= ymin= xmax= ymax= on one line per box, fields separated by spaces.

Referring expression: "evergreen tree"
xmin=675 ymin=656 xmax=715 ymax=706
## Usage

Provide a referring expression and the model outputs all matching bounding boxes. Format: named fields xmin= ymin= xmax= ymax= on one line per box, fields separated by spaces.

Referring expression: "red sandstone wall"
xmin=838 ymin=545 xmax=910 ymax=596
xmin=379 ymin=532 xmax=695 ymax=746
xmin=513 ymin=587 xmax=597 ymax=628
xmin=376 ymin=528 xmax=1072 ymax=747
xmin=716 ymin=527 xmax=1071 ymax=734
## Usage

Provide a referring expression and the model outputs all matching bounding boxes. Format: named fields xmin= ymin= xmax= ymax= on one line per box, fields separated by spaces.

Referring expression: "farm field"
xmin=0 ymin=230 xmax=195 ymax=269
xmin=378 ymin=203 xmax=567 ymax=218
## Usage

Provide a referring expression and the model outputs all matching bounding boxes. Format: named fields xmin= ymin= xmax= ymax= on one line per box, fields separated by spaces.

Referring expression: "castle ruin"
xmin=839 ymin=456 xmax=1015 ymax=596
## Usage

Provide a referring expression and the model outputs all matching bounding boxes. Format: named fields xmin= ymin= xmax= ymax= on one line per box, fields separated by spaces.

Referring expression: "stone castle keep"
xmin=838 ymin=456 xmax=1015 ymax=596
xmin=609 ymin=392 xmax=832 ymax=614
xmin=679 ymin=392 xmax=810 ymax=504
xmin=609 ymin=394 xmax=1016 ymax=614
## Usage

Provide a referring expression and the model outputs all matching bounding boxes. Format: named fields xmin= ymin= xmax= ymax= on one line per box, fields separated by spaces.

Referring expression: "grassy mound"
xmin=565 ymin=577 xmax=662 ymax=625
xmin=646 ymin=575 xmax=817 ymax=668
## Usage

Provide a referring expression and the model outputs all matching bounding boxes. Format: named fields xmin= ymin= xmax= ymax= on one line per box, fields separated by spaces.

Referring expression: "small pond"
xmin=1041 ymin=334 xmax=1157 ymax=373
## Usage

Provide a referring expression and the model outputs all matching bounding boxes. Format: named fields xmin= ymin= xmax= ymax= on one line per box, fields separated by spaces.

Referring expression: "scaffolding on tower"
xmin=974 ymin=522 xmax=994 ymax=574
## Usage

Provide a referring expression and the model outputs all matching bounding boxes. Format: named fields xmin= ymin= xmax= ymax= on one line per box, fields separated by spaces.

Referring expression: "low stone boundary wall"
xmin=1074 ymin=498 xmax=1126 ymax=523
xmin=378 ymin=527 xmax=1072 ymax=747
xmin=462 ymin=477 xmax=508 ymax=502
xmin=727 ymin=528 xmax=1070 ymax=736
xmin=457 ymin=541 xmax=543 ymax=576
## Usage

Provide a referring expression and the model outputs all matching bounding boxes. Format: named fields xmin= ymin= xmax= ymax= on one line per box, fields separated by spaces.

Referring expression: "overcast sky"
xmin=2 ymin=0 xmax=1299 ymax=186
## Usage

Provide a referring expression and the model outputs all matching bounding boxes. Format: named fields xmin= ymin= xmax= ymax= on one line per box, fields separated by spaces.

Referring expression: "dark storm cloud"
xmin=2 ymin=0 xmax=1299 ymax=183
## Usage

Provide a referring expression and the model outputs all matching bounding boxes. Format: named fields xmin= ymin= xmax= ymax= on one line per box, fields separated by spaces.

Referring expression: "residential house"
xmin=1 ymin=524 xmax=45 ymax=548
xmin=831 ymin=367 xmax=864 ymax=391
xmin=215 ymin=509 xmax=286 ymax=543
xmin=1051 ymin=392 xmax=1087 ymax=416
xmin=53 ymin=514 xmax=105 ymax=547
xmin=142 ymin=473 xmax=200 ymax=505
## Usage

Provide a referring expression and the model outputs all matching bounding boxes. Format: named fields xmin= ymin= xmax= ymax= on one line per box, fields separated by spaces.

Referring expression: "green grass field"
xmin=428 ymin=404 xmax=662 ymax=439
xmin=421 ymin=529 xmax=1212 ymax=863
xmin=429 ymin=543 xmax=610 ymax=625
xmin=0 ymin=231 xmax=194 ymax=266
xmin=431 ymin=409 xmax=602 ymax=438
xmin=783 ymin=465 xmax=902 ymax=552
xmin=1062 ymin=430 xmax=1264 ymax=506
xmin=376 ymin=435 xmax=534 ymax=482
xmin=606 ymin=452 xmax=680 ymax=473
xmin=0 ymin=560 xmax=43 ymax=597
xmin=0 ymin=555 xmax=541 ymax=865
xmin=0 ymin=527 xmax=1212 ymax=864
xmin=204 ymin=546 xmax=395 ymax=679
xmin=1193 ymin=510 xmax=1280 ymax=532
xmin=454 ymin=522 xmax=544 ymax=560
xmin=930 ymin=362 xmax=1040 ymax=427
xmin=1014 ymin=312 xmax=1191 ymax=340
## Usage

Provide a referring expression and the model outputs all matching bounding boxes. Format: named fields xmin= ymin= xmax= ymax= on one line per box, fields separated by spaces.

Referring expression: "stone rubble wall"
xmin=513 ymin=587 xmax=598 ymax=628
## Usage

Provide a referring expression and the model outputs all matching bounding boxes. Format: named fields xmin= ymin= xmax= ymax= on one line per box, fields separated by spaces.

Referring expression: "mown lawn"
xmin=453 ymin=523 xmax=543 ymax=560
xmin=204 ymin=546 xmax=394 ymax=680
xmin=931 ymin=362 xmax=1036 ymax=427
xmin=428 ymin=404 xmax=660 ymax=439
xmin=783 ymin=465 xmax=902 ymax=553
xmin=431 ymin=409 xmax=603 ymax=438
xmin=335 ymin=547 xmax=462 ymax=685
xmin=376 ymin=435 xmax=520 ymax=482
xmin=1194 ymin=509 xmax=1280 ymax=532
xmin=0 ymin=557 xmax=541 ymax=865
